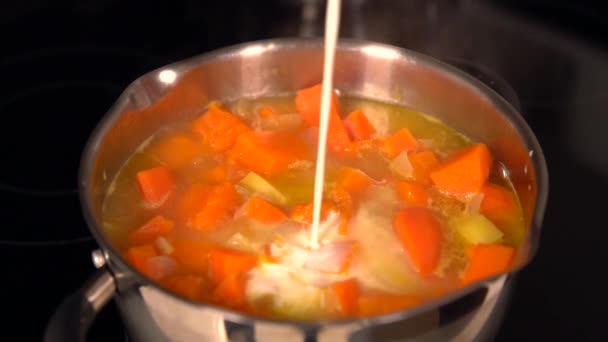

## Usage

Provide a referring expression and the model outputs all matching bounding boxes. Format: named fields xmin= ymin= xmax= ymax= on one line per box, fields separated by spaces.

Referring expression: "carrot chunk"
xmin=146 ymin=133 xmax=203 ymax=169
xmin=480 ymin=183 xmax=518 ymax=226
xmin=409 ymin=150 xmax=440 ymax=184
xmin=396 ymin=181 xmax=429 ymax=208
xmin=171 ymin=239 xmax=215 ymax=274
xmin=382 ymin=128 xmax=418 ymax=158
xmin=193 ymin=182 xmax=241 ymax=231
xmin=136 ymin=166 xmax=175 ymax=208
xmin=213 ymin=274 xmax=248 ymax=308
xmin=245 ymin=195 xmax=287 ymax=224
xmin=332 ymin=279 xmax=359 ymax=316
xmin=295 ymin=84 xmax=354 ymax=157
xmin=175 ymin=183 xmax=212 ymax=222
xmin=461 ymin=244 xmax=515 ymax=285
xmin=125 ymin=245 xmax=157 ymax=275
xmin=343 ymin=109 xmax=376 ymax=141
xmin=393 ymin=208 xmax=442 ymax=276
xmin=128 ymin=215 xmax=174 ymax=244
xmin=229 ymin=131 xmax=312 ymax=176
xmin=162 ymin=274 xmax=206 ymax=301
xmin=192 ymin=102 xmax=250 ymax=152
xmin=208 ymin=248 xmax=258 ymax=285
xmin=336 ymin=166 xmax=372 ymax=197
xmin=357 ymin=293 xmax=422 ymax=316
xmin=430 ymin=143 xmax=492 ymax=195
xmin=205 ymin=164 xmax=228 ymax=184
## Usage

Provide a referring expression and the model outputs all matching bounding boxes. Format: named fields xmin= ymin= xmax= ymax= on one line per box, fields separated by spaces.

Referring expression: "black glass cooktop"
xmin=2 ymin=0 xmax=606 ymax=341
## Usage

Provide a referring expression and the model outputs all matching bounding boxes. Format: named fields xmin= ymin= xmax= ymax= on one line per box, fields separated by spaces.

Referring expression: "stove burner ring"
xmin=0 ymin=80 xmax=121 ymax=197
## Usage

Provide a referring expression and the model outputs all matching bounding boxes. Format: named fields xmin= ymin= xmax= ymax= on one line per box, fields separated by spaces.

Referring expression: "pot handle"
xmin=44 ymin=268 xmax=116 ymax=342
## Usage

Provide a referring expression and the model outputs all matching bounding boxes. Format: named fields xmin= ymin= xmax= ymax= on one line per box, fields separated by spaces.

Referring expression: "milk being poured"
xmin=310 ymin=0 xmax=342 ymax=249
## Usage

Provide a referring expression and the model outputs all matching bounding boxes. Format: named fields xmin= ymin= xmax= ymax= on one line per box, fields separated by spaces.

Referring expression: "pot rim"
xmin=78 ymin=37 xmax=549 ymax=328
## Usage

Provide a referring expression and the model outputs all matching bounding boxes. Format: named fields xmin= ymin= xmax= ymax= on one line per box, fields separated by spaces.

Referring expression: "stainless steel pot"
xmin=44 ymin=38 xmax=548 ymax=342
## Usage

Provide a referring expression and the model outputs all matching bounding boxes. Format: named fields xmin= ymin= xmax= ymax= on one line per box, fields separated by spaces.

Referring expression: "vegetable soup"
xmin=103 ymin=84 xmax=525 ymax=320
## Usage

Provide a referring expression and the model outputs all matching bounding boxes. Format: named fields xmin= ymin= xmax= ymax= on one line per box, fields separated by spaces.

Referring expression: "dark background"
xmin=0 ymin=0 xmax=606 ymax=341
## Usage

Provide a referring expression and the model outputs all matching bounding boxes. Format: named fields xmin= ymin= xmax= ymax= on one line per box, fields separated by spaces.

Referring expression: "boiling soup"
xmin=102 ymin=84 xmax=525 ymax=319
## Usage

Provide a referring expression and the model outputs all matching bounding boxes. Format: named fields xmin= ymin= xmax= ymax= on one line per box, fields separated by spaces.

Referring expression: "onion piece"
xmin=465 ymin=193 xmax=485 ymax=215
xmin=155 ymin=236 xmax=174 ymax=255
xmin=304 ymin=240 xmax=356 ymax=273
xmin=390 ymin=151 xmax=414 ymax=179
xmin=146 ymin=255 xmax=177 ymax=280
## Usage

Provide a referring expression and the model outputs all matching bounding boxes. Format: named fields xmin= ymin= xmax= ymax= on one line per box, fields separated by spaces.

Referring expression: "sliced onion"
xmin=146 ymin=255 xmax=177 ymax=280
xmin=155 ymin=236 xmax=174 ymax=255
xmin=465 ymin=193 xmax=485 ymax=215
xmin=390 ymin=151 xmax=414 ymax=179
xmin=304 ymin=240 xmax=355 ymax=274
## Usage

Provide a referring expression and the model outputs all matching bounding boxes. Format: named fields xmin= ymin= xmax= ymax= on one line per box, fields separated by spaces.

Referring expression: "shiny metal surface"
xmin=78 ymin=38 xmax=548 ymax=340
xmin=83 ymin=270 xmax=116 ymax=312
xmin=90 ymin=249 xmax=107 ymax=269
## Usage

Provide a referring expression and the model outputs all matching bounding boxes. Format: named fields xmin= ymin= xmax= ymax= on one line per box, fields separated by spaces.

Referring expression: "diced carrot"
xmin=396 ymin=181 xmax=429 ymax=208
xmin=229 ymin=131 xmax=312 ymax=176
xmin=171 ymin=239 xmax=215 ymax=274
xmin=295 ymin=84 xmax=354 ymax=157
xmin=175 ymin=183 xmax=212 ymax=222
xmin=125 ymin=245 xmax=157 ymax=275
xmin=393 ymin=208 xmax=442 ymax=276
xmin=332 ymin=279 xmax=359 ymax=316
xmin=357 ymin=293 xmax=422 ymax=316
xmin=212 ymin=274 xmax=248 ymax=308
xmin=128 ymin=215 xmax=174 ymax=245
xmin=382 ymin=128 xmax=418 ymax=158
xmin=480 ymin=183 xmax=518 ymax=226
xmin=344 ymin=109 xmax=376 ymax=141
xmin=245 ymin=195 xmax=287 ymax=224
xmin=430 ymin=144 xmax=492 ymax=195
xmin=461 ymin=244 xmax=515 ymax=286
xmin=193 ymin=182 xmax=241 ymax=231
xmin=208 ymin=248 xmax=258 ymax=285
xmin=192 ymin=102 xmax=251 ymax=152
xmin=409 ymin=150 xmax=440 ymax=185
xmin=146 ymin=133 xmax=203 ymax=169
xmin=136 ymin=166 xmax=175 ymax=207
xmin=336 ymin=167 xmax=371 ymax=197
xmin=206 ymin=164 xmax=228 ymax=184
xmin=162 ymin=274 xmax=207 ymax=302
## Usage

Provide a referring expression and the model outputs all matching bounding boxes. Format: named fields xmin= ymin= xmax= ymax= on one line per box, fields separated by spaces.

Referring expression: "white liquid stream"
xmin=310 ymin=0 xmax=342 ymax=249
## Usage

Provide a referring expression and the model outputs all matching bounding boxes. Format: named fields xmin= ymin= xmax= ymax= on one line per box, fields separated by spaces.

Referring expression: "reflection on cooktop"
xmin=0 ymin=47 xmax=166 ymax=243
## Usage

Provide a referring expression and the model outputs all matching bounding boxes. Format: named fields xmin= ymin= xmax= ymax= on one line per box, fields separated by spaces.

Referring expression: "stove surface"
xmin=1 ymin=0 xmax=606 ymax=341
